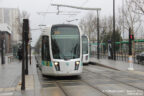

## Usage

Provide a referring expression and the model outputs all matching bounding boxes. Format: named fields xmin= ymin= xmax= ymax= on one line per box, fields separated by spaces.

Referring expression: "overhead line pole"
xmin=113 ymin=0 xmax=116 ymax=60
xmin=97 ymin=10 xmax=100 ymax=59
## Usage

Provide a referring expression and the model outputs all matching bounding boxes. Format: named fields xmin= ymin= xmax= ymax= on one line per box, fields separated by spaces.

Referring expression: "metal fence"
xmin=90 ymin=40 xmax=144 ymax=64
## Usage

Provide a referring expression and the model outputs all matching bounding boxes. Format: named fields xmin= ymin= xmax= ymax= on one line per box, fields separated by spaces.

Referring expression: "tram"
xmin=82 ymin=35 xmax=89 ymax=64
xmin=35 ymin=24 xmax=83 ymax=76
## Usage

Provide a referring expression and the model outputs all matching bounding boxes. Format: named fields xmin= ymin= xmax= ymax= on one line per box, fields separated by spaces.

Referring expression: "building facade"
xmin=0 ymin=24 xmax=12 ymax=53
xmin=0 ymin=8 xmax=21 ymax=45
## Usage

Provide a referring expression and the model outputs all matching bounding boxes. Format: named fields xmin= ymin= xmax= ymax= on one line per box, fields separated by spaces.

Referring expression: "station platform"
xmin=90 ymin=57 xmax=144 ymax=75
xmin=0 ymin=56 xmax=41 ymax=96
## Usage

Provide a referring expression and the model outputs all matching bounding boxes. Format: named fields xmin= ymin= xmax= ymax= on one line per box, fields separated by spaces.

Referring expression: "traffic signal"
xmin=129 ymin=28 xmax=134 ymax=55
xmin=129 ymin=34 xmax=134 ymax=40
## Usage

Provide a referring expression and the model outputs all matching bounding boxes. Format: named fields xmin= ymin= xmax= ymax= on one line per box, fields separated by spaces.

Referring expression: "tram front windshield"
xmin=82 ymin=36 xmax=88 ymax=54
xmin=51 ymin=25 xmax=80 ymax=60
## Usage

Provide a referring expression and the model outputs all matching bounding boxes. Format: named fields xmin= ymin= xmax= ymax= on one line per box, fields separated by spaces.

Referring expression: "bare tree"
xmin=79 ymin=12 xmax=97 ymax=42
xmin=18 ymin=10 xmax=30 ymax=41
xmin=119 ymin=0 xmax=142 ymax=36
xmin=21 ymin=10 xmax=30 ymax=19
xmin=131 ymin=0 xmax=144 ymax=14
xmin=79 ymin=12 xmax=117 ymax=42
xmin=117 ymin=0 xmax=143 ymax=57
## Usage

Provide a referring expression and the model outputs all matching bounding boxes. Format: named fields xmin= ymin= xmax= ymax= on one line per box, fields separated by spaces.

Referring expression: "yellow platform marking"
xmin=3 ymin=88 xmax=15 ymax=92
xmin=16 ymin=75 xmax=34 ymax=91
xmin=0 ymin=88 xmax=4 ymax=92
xmin=0 ymin=87 xmax=15 ymax=93
xmin=0 ymin=92 xmax=13 ymax=96
xmin=0 ymin=75 xmax=34 ymax=93
xmin=25 ymin=75 xmax=34 ymax=90
xmin=132 ymin=71 xmax=144 ymax=76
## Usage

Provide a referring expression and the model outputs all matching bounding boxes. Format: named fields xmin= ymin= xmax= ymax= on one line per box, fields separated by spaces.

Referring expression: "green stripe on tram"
xmin=52 ymin=35 xmax=79 ymax=39
xmin=81 ymin=62 xmax=83 ymax=66
xmin=42 ymin=61 xmax=53 ymax=67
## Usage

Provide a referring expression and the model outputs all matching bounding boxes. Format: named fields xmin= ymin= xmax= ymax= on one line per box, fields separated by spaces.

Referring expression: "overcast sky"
xmin=0 ymin=0 xmax=123 ymax=46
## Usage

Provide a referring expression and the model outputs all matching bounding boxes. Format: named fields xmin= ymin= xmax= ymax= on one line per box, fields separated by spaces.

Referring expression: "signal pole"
xmin=128 ymin=27 xmax=134 ymax=71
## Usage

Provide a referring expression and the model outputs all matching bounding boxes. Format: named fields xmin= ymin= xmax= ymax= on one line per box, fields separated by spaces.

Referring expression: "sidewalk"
xmin=90 ymin=57 xmax=144 ymax=72
xmin=0 ymin=56 xmax=41 ymax=96
xmin=0 ymin=53 xmax=14 ymax=64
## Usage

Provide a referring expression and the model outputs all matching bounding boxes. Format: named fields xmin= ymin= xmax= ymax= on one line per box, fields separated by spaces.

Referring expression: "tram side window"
xmin=42 ymin=36 xmax=51 ymax=61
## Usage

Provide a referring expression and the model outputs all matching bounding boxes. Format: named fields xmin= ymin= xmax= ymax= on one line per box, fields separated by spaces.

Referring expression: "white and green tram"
xmin=82 ymin=35 xmax=89 ymax=64
xmin=35 ymin=24 xmax=83 ymax=76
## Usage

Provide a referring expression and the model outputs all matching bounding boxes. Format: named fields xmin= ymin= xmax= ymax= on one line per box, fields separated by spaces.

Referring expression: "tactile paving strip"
xmin=61 ymin=82 xmax=83 ymax=86
xmin=42 ymin=83 xmax=56 ymax=87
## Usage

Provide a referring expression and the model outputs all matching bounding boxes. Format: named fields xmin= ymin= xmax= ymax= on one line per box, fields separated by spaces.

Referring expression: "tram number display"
xmin=54 ymin=31 xmax=60 ymax=35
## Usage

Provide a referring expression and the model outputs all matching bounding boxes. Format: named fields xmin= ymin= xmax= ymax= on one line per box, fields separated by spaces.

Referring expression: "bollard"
xmin=128 ymin=55 xmax=134 ymax=71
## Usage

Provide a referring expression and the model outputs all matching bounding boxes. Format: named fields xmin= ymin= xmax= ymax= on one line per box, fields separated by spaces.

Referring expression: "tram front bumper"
xmin=49 ymin=71 xmax=82 ymax=76
xmin=43 ymin=69 xmax=82 ymax=76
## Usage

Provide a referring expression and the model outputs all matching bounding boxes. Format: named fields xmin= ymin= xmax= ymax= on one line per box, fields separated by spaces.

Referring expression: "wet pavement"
xmin=0 ymin=61 xmax=21 ymax=88
xmin=90 ymin=57 xmax=144 ymax=72
xmin=0 ymin=56 xmax=144 ymax=96
xmin=0 ymin=56 xmax=41 ymax=96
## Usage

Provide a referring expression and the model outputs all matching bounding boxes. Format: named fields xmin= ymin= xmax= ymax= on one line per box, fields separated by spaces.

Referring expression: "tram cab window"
xmin=42 ymin=36 xmax=51 ymax=61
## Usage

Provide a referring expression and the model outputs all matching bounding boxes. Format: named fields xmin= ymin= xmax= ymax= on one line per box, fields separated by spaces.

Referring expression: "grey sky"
xmin=0 ymin=0 xmax=123 ymax=46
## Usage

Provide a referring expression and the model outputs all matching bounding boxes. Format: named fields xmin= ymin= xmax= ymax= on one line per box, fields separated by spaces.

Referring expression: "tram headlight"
xmin=54 ymin=62 xmax=59 ymax=66
xmin=75 ymin=61 xmax=80 ymax=70
xmin=75 ymin=61 xmax=80 ymax=65
xmin=54 ymin=62 xmax=60 ymax=71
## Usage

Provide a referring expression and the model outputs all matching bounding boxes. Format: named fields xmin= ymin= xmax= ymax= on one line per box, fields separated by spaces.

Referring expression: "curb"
xmin=89 ymin=61 xmax=120 ymax=71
